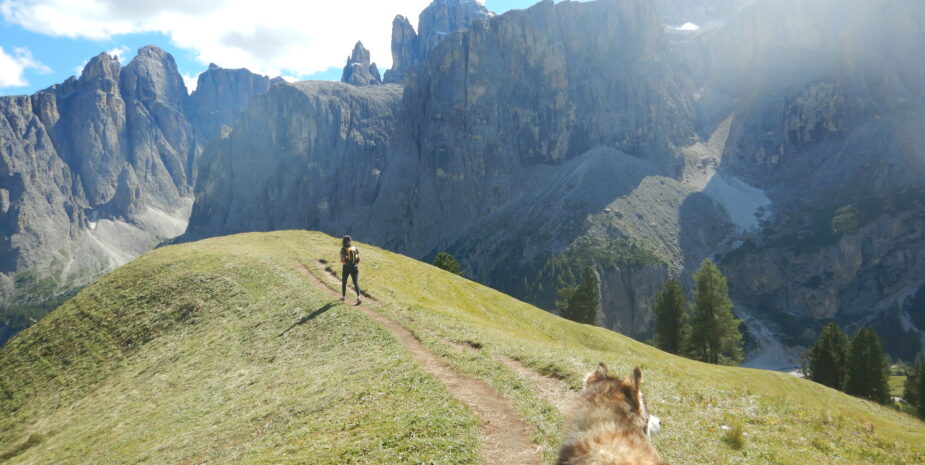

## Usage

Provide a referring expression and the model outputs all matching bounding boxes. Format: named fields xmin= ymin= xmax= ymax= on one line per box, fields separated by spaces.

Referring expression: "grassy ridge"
xmin=1 ymin=230 xmax=923 ymax=464
xmin=0 ymin=233 xmax=478 ymax=464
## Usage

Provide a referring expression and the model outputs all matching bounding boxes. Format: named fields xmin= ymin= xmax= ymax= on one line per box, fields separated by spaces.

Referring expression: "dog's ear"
xmin=628 ymin=367 xmax=643 ymax=409
xmin=583 ymin=362 xmax=609 ymax=389
xmin=632 ymin=366 xmax=643 ymax=392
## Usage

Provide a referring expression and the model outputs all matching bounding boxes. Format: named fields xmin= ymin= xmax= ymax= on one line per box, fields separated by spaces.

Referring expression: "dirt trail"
xmin=442 ymin=338 xmax=581 ymax=417
xmin=293 ymin=260 xmax=541 ymax=465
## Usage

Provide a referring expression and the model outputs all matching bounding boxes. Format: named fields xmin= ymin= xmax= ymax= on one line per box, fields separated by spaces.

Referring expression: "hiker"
xmin=340 ymin=235 xmax=362 ymax=304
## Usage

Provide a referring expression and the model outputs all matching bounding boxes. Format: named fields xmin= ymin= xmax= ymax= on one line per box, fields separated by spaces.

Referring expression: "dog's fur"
xmin=557 ymin=363 xmax=668 ymax=465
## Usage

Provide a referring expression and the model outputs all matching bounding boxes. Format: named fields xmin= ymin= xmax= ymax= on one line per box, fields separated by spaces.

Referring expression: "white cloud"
xmin=181 ymin=72 xmax=198 ymax=94
xmin=0 ymin=0 xmax=437 ymax=78
xmin=675 ymin=22 xmax=701 ymax=32
xmin=74 ymin=45 xmax=131 ymax=77
xmin=75 ymin=59 xmax=88 ymax=77
xmin=106 ymin=45 xmax=130 ymax=62
xmin=0 ymin=46 xmax=51 ymax=88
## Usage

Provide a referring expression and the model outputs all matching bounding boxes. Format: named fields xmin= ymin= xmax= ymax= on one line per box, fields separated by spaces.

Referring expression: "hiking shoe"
xmin=356 ymin=298 xmax=362 ymax=305
xmin=339 ymin=296 xmax=345 ymax=302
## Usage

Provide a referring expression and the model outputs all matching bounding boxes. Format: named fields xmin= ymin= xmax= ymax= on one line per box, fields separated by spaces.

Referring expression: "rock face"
xmin=382 ymin=16 xmax=419 ymax=84
xmin=416 ymin=0 xmax=493 ymax=57
xmin=383 ymin=0 xmax=492 ymax=84
xmin=380 ymin=0 xmax=695 ymax=256
xmin=185 ymin=82 xmax=401 ymax=239
xmin=189 ymin=64 xmax=272 ymax=138
xmin=0 ymin=46 xmax=272 ymax=345
xmin=340 ymin=42 xmax=382 ymax=87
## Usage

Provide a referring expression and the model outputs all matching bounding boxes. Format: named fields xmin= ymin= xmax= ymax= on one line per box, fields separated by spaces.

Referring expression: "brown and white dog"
xmin=557 ymin=363 xmax=668 ymax=465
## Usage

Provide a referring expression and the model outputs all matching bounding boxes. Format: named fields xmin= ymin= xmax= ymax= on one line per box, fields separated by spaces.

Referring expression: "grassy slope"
xmin=2 ymin=231 xmax=924 ymax=464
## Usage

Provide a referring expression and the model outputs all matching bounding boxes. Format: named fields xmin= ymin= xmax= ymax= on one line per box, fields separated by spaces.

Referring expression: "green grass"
xmin=0 ymin=233 xmax=478 ymax=464
xmin=890 ymin=376 xmax=906 ymax=397
xmin=2 ymin=231 xmax=924 ymax=464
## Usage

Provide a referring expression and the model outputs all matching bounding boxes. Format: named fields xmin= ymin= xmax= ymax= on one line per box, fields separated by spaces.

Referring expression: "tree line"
xmin=804 ymin=321 xmax=925 ymax=416
xmin=650 ymin=259 xmax=744 ymax=365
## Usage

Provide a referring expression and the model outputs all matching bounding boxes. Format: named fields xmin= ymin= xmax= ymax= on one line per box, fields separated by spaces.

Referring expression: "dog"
xmin=557 ymin=363 xmax=668 ymax=465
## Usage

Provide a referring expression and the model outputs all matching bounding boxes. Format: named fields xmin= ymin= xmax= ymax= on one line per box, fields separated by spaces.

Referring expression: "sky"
xmin=0 ymin=0 xmax=543 ymax=96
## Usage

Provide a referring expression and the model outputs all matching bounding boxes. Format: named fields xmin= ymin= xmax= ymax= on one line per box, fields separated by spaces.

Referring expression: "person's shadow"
xmin=278 ymin=301 xmax=339 ymax=337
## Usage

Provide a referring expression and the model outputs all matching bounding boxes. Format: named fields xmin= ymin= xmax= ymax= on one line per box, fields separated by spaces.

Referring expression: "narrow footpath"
xmin=293 ymin=259 xmax=542 ymax=465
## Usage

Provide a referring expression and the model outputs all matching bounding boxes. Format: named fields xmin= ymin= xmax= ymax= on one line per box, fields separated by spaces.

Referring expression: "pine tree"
xmin=653 ymin=279 xmax=686 ymax=354
xmin=572 ymin=267 xmax=601 ymax=325
xmin=556 ymin=267 xmax=600 ymax=325
xmin=555 ymin=283 xmax=578 ymax=319
xmin=904 ymin=353 xmax=925 ymax=417
xmin=803 ymin=322 xmax=850 ymax=390
xmin=844 ymin=327 xmax=890 ymax=404
xmin=919 ymin=360 xmax=925 ymax=418
xmin=433 ymin=252 xmax=463 ymax=275
xmin=688 ymin=259 xmax=743 ymax=365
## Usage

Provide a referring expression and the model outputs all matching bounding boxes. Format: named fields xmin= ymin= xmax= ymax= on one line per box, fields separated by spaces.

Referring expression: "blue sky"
xmin=0 ymin=0 xmax=542 ymax=96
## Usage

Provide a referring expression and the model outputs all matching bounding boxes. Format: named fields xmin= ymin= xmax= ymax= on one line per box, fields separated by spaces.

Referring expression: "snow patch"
xmin=676 ymin=22 xmax=701 ymax=31
xmin=700 ymin=172 xmax=772 ymax=231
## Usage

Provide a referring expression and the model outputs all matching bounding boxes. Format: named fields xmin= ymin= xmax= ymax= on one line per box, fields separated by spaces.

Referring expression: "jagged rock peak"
xmin=79 ymin=52 xmax=121 ymax=83
xmin=350 ymin=41 xmax=372 ymax=64
xmin=120 ymin=45 xmax=188 ymax=108
xmin=188 ymin=64 xmax=273 ymax=138
xmin=383 ymin=15 xmax=419 ymax=84
xmin=341 ymin=41 xmax=382 ymax=86
xmin=417 ymin=0 xmax=492 ymax=57
xmin=384 ymin=0 xmax=491 ymax=84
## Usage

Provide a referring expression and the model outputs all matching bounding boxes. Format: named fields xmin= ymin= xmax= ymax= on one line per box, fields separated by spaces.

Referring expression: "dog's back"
xmin=557 ymin=364 xmax=667 ymax=465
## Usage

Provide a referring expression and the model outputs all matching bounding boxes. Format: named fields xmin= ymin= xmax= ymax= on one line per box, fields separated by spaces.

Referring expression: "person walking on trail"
xmin=340 ymin=236 xmax=362 ymax=304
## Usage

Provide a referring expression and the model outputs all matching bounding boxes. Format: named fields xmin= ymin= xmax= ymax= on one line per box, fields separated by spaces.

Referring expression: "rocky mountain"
xmin=0 ymin=46 xmax=272 ymax=344
xmin=182 ymin=0 xmax=925 ymax=364
xmin=382 ymin=0 xmax=492 ymax=84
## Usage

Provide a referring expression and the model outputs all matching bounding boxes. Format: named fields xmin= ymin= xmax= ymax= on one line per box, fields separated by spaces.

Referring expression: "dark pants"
xmin=342 ymin=265 xmax=360 ymax=297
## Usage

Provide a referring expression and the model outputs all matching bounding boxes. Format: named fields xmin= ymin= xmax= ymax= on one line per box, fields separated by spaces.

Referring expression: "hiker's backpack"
xmin=342 ymin=246 xmax=360 ymax=266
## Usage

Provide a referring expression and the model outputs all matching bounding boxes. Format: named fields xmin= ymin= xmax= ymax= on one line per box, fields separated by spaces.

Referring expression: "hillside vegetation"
xmin=1 ymin=231 xmax=923 ymax=464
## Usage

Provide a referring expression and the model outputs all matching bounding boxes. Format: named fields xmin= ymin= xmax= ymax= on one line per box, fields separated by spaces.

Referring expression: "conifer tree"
xmin=433 ymin=252 xmax=463 ymax=275
xmin=904 ymin=352 xmax=925 ymax=417
xmin=803 ymin=322 xmax=850 ymax=390
xmin=653 ymin=279 xmax=686 ymax=354
xmin=688 ymin=259 xmax=743 ymax=365
xmin=557 ymin=267 xmax=600 ymax=325
xmin=919 ymin=360 xmax=925 ymax=418
xmin=844 ymin=327 xmax=890 ymax=404
xmin=555 ymin=283 xmax=578 ymax=319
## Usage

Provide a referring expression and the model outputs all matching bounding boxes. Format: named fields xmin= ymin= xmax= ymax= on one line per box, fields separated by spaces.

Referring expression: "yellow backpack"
xmin=342 ymin=246 xmax=360 ymax=266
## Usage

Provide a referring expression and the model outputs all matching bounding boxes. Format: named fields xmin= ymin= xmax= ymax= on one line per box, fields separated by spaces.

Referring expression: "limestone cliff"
xmin=189 ymin=64 xmax=273 ymax=138
xmin=184 ymin=82 xmax=402 ymax=240
xmin=0 ymin=46 xmax=271 ymax=345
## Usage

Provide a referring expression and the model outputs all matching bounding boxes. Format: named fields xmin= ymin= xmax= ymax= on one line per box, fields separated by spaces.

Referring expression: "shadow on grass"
xmin=278 ymin=301 xmax=339 ymax=337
